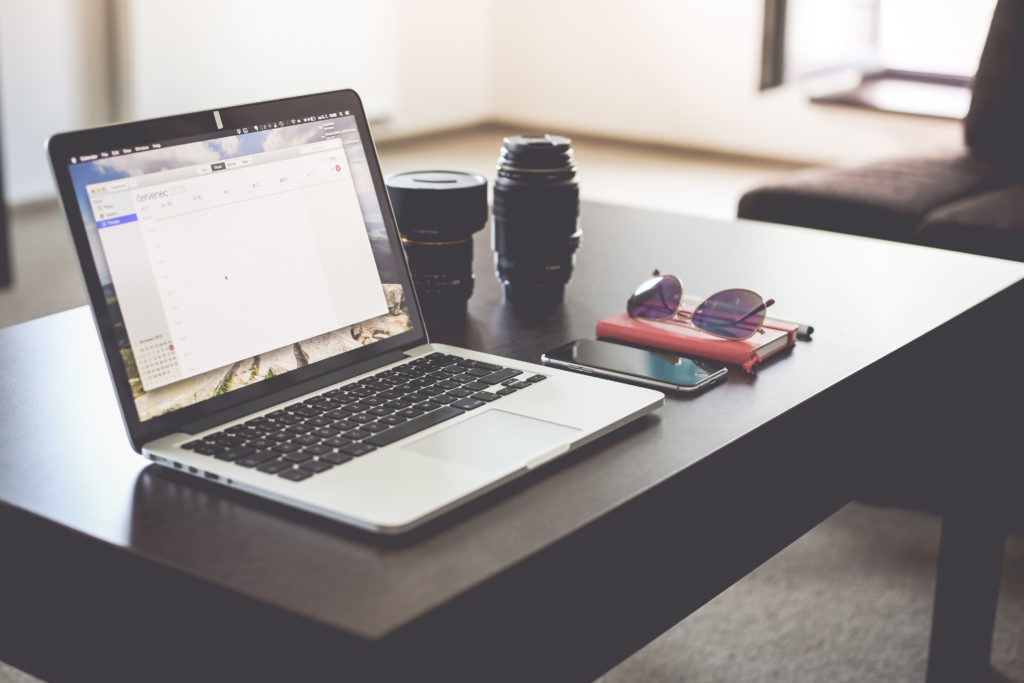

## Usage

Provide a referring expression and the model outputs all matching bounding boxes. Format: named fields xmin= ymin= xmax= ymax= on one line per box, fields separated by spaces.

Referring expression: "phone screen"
xmin=543 ymin=339 xmax=726 ymax=389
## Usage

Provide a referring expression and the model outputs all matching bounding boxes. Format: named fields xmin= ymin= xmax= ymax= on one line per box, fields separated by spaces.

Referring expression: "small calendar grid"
xmin=135 ymin=335 xmax=182 ymax=391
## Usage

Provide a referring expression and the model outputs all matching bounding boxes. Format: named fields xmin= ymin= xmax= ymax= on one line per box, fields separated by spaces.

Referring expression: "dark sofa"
xmin=738 ymin=0 xmax=1024 ymax=262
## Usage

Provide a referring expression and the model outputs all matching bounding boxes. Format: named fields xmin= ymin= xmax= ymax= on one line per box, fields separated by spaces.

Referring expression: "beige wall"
xmin=1 ymin=0 xmax=967 ymax=204
xmin=491 ymin=0 xmax=963 ymax=165
xmin=0 ymin=0 xmax=111 ymax=202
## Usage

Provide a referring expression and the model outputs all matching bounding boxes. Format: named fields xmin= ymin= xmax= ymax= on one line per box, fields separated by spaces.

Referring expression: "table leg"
xmin=925 ymin=513 xmax=1005 ymax=683
xmin=0 ymin=202 xmax=10 ymax=288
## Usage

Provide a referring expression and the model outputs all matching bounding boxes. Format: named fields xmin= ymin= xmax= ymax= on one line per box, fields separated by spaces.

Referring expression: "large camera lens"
xmin=386 ymin=170 xmax=487 ymax=316
xmin=492 ymin=134 xmax=581 ymax=303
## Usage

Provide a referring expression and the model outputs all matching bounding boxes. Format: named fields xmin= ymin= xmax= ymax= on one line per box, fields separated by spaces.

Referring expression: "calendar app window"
xmin=90 ymin=136 xmax=387 ymax=392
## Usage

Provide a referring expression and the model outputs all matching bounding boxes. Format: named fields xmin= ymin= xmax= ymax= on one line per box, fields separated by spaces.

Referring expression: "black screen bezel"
xmin=47 ymin=89 xmax=427 ymax=451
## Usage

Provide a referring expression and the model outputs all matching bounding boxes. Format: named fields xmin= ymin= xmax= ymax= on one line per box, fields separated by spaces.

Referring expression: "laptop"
xmin=48 ymin=89 xmax=663 ymax=534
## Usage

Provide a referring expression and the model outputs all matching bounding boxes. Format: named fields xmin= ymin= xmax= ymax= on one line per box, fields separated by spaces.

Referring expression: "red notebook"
xmin=596 ymin=306 xmax=797 ymax=374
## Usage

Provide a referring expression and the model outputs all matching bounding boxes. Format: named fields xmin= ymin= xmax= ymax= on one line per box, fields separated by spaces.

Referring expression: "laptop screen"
xmin=51 ymin=93 xmax=418 ymax=431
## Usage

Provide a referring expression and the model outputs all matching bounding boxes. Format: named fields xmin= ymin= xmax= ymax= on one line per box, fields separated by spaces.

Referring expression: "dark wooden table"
xmin=1 ymin=202 xmax=1021 ymax=682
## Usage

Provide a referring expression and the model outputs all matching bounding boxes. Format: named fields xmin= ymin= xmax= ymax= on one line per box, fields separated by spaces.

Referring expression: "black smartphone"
xmin=540 ymin=339 xmax=728 ymax=394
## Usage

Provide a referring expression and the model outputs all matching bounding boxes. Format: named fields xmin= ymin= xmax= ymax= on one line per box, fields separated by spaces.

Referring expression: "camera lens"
xmin=386 ymin=171 xmax=487 ymax=316
xmin=399 ymin=237 xmax=474 ymax=301
xmin=492 ymin=134 xmax=581 ymax=303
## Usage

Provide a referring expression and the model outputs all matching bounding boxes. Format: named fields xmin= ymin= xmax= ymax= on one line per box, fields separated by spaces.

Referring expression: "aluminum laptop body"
xmin=48 ymin=89 xmax=663 ymax=534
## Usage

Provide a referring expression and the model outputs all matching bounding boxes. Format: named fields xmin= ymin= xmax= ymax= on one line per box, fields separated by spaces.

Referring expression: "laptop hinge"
xmin=180 ymin=349 xmax=409 ymax=435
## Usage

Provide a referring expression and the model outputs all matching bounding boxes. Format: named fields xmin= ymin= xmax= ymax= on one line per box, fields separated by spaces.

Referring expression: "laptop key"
xmin=192 ymin=443 xmax=225 ymax=456
xmin=471 ymin=392 xmax=501 ymax=403
xmin=480 ymin=368 xmax=522 ymax=385
xmin=320 ymin=451 xmax=353 ymax=465
xmin=282 ymin=450 xmax=314 ymax=463
xmin=451 ymin=398 xmax=485 ymax=411
xmin=458 ymin=359 xmax=499 ymax=371
xmin=301 ymin=460 xmax=333 ymax=473
xmin=385 ymin=400 xmax=413 ymax=410
xmin=216 ymin=446 xmax=254 ymax=461
xmin=279 ymin=468 xmax=313 ymax=482
xmin=339 ymin=442 xmax=377 ymax=457
xmin=257 ymin=459 xmax=292 ymax=474
xmin=364 ymin=406 xmax=464 ymax=447
xmin=236 ymin=450 xmax=280 ymax=467
xmin=245 ymin=418 xmax=275 ymax=431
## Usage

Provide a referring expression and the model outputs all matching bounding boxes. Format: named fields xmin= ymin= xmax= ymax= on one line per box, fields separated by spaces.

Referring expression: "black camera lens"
xmin=399 ymin=237 xmax=475 ymax=301
xmin=492 ymin=134 xmax=581 ymax=303
xmin=386 ymin=170 xmax=487 ymax=316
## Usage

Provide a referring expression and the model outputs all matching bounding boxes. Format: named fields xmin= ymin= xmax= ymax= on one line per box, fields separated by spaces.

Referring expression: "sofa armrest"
xmin=737 ymin=153 xmax=996 ymax=244
xmin=917 ymin=185 xmax=1024 ymax=261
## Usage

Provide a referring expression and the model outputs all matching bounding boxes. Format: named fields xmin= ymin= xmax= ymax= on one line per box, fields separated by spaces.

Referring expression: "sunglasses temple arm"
xmin=735 ymin=298 xmax=774 ymax=326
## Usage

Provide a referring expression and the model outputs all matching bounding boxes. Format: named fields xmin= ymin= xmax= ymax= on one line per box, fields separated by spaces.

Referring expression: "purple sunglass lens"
xmin=691 ymin=289 xmax=766 ymax=340
xmin=627 ymin=275 xmax=682 ymax=320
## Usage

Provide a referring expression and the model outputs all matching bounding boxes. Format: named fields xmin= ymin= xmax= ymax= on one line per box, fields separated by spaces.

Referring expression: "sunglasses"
xmin=627 ymin=270 xmax=775 ymax=341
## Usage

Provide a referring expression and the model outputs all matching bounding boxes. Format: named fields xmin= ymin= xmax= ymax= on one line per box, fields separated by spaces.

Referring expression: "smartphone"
xmin=541 ymin=339 xmax=728 ymax=394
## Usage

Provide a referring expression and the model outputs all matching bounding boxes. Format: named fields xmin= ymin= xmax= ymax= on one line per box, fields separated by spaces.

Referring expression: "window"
xmin=761 ymin=0 xmax=998 ymax=118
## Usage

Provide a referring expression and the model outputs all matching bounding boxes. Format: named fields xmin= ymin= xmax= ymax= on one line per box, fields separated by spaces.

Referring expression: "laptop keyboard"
xmin=178 ymin=352 xmax=547 ymax=482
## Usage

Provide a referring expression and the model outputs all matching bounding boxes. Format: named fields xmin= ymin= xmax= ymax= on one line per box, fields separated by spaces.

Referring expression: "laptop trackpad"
xmin=402 ymin=409 xmax=580 ymax=473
